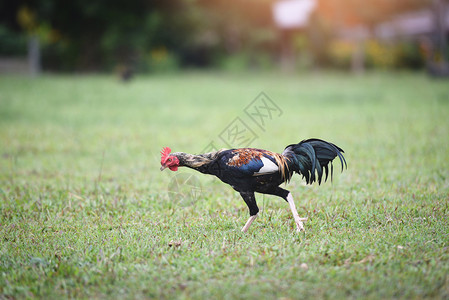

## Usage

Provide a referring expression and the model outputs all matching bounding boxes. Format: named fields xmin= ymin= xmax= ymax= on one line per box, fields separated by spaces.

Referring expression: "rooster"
xmin=160 ymin=139 xmax=346 ymax=232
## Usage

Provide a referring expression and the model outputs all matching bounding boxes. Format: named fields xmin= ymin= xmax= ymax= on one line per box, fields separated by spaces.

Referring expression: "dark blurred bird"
xmin=160 ymin=139 xmax=346 ymax=232
xmin=117 ymin=64 xmax=133 ymax=82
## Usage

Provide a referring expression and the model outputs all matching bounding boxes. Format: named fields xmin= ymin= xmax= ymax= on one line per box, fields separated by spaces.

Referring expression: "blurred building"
xmin=338 ymin=2 xmax=449 ymax=74
xmin=339 ymin=4 xmax=449 ymax=41
xmin=272 ymin=0 xmax=317 ymax=70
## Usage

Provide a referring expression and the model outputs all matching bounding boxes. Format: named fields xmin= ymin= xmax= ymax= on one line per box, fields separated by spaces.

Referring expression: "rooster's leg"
xmin=265 ymin=187 xmax=308 ymax=232
xmin=241 ymin=214 xmax=258 ymax=233
xmin=286 ymin=193 xmax=308 ymax=232
xmin=239 ymin=191 xmax=259 ymax=233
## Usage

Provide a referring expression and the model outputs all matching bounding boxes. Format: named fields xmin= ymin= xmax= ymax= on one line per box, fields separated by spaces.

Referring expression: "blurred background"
xmin=1 ymin=0 xmax=448 ymax=76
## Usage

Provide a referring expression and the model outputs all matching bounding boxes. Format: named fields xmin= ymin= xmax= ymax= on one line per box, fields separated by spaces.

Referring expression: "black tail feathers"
xmin=283 ymin=138 xmax=347 ymax=185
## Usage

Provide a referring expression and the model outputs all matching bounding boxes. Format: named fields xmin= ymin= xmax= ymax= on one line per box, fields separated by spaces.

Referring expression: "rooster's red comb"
xmin=160 ymin=147 xmax=171 ymax=160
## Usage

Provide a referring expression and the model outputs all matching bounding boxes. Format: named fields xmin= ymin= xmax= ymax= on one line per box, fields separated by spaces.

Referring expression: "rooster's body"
xmin=160 ymin=138 xmax=346 ymax=232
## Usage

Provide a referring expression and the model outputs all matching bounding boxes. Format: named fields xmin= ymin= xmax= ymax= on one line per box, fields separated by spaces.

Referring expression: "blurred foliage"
xmin=0 ymin=25 xmax=27 ymax=56
xmin=397 ymin=42 xmax=426 ymax=69
xmin=365 ymin=40 xmax=399 ymax=69
xmin=144 ymin=47 xmax=180 ymax=73
xmin=0 ymin=0 xmax=439 ymax=71
xmin=326 ymin=39 xmax=425 ymax=70
xmin=365 ymin=40 xmax=425 ymax=70
xmin=327 ymin=40 xmax=354 ymax=69
xmin=17 ymin=5 xmax=37 ymax=32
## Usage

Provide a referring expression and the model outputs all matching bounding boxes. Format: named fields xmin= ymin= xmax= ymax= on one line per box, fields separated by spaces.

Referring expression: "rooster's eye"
xmin=168 ymin=158 xmax=172 ymax=162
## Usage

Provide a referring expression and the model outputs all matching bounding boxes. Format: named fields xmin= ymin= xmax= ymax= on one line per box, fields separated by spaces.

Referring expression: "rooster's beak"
xmin=160 ymin=165 xmax=167 ymax=171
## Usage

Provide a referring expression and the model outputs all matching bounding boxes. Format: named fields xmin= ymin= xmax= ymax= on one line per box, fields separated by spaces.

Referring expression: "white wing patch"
xmin=253 ymin=157 xmax=279 ymax=176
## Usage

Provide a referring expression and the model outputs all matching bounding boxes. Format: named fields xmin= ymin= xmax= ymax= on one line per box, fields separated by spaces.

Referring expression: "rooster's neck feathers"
xmin=173 ymin=150 xmax=224 ymax=168
xmin=272 ymin=152 xmax=291 ymax=182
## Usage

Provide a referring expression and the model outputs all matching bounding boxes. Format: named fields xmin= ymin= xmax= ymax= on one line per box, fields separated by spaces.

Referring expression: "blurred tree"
xmin=1 ymin=0 xmax=442 ymax=71
xmin=3 ymin=0 xmax=205 ymax=71
xmin=16 ymin=5 xmax=42 ymax=75
xmin=1 ymin=0 xmax=286 ymax=71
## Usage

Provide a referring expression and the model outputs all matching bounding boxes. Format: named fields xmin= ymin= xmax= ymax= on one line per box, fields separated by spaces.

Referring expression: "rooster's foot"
xmin=295 ymin=217 xmax=308 ymax=232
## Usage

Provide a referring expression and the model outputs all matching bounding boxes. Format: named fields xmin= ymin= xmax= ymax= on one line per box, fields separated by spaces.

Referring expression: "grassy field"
xmin=0 ymin=71 xmax=448 ymax=299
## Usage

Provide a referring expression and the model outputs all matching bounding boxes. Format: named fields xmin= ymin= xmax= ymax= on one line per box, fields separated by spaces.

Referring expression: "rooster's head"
xmin=160 ymin=147 xmax=180 ymax=171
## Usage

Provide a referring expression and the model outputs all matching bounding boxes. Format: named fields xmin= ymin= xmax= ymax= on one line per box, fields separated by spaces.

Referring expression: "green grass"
xmin=1 ymin=71 xmax=449 ymax=299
